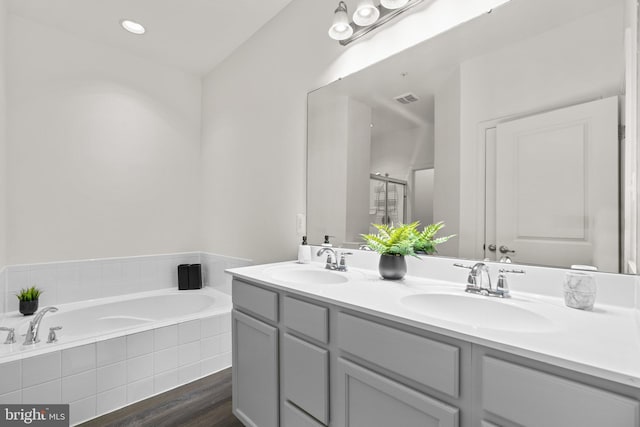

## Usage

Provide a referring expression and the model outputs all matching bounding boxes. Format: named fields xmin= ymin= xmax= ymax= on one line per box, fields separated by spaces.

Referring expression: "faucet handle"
xmin=338 ymin=252 xmax=353 ymax=270
xmin=0 ymin=327 xmax=16 ymax=344
xmin=453 ymin=263 xmax=473 ymax=270
xmin=454 ymin=263 xmax=483 ymax=287
xmin=496 ymin=268 xmax=525 ymax=298
xmin=499 ymin=268 xmax=525 ymax=274
xmin=47 ymin=326 xmax=62 ymax=344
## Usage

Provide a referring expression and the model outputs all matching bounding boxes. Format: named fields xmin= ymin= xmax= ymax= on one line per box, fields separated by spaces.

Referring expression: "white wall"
xmin=433 ymin=69 xmax=461 ymax=256
xmin=200 ymin=0 xmax=510 ymax=264
xmin=304 ymin=94 xmax=371 ymax=247
xmin=0 ymin=1 xmax=7 ymax=269
xmin=307 ymin=95 xmax=348 ymax=245
xmin=6 ymin=15 xmax=203 ymax=264
xmin=413 ymin=168 xmax=434 ymax=226
xmin=456 ymin=3 xmax=624 ymax=259
xmin=345 ymin=98 xmax=372 ymax=245
xmin=370 ymin=125 xmax=433 ymax=181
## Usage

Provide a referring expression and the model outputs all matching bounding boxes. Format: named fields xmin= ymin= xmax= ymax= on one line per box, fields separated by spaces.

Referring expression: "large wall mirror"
xmin=307 ymin=0 xmax=634 ymax=273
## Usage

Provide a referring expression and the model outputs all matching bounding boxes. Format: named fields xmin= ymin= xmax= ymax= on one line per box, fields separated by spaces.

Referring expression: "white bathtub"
xmin=40 ymin=290 xmax=225 ymax=341
xmin=0 ymin=287 xmax=233 ymax=425
xmin=0 ymin=287 xmax=230 ymax=356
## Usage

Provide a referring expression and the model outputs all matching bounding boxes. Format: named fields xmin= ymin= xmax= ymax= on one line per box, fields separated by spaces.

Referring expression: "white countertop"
xmin=228 ymin=260 xmax=640 ymax=389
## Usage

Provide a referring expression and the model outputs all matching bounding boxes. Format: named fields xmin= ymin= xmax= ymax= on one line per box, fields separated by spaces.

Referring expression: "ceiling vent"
xmin=394 ymin=93 xmax=419 ymax=104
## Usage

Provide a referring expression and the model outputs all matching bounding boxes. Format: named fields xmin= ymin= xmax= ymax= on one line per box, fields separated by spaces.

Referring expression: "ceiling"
xmin=7 ymin=0 xmax=295 ymax=75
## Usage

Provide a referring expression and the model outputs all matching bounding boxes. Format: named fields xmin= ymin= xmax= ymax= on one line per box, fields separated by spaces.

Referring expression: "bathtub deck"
xmin=80 ymin=368 xmax=242 ymax=427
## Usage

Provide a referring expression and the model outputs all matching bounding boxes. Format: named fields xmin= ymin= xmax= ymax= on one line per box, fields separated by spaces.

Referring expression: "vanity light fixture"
xmin=329 ymin=0 xmax=424 ymax=46
xmin=120 ymin=19 xmax=146 ymax=35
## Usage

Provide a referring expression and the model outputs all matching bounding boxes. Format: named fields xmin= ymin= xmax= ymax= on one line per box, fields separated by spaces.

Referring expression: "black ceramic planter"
xmin=19 ymin=299 xmax=39 ymax=316
xmin=378 ymin=254 xmax=407 ymax=280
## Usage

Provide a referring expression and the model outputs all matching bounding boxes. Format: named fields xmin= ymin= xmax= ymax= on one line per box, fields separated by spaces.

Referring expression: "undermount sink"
xmin=266 ymin=265 xmax=349 ymax=285
xmin=400 ymin=293 xmax=557 ymax=332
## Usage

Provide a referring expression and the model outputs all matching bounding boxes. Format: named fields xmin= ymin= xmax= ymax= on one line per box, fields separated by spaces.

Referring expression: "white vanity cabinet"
xmin=231 ymin=275 xmax=640 ymax=427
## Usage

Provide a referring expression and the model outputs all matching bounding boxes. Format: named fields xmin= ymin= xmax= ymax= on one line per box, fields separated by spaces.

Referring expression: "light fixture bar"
xmin=338 ymin=0 xmax=424 ymax=46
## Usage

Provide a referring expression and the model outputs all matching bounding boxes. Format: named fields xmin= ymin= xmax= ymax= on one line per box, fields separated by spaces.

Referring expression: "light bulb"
xmin=328 ymin=2 xmax=354 ymax=41
xmin=354 ymin=0 xmax=380 ymax=26
xmin=380 ymin=0 xmax=409 ymax=10
xmin=120 ymin=19 xmax=146 ymax=35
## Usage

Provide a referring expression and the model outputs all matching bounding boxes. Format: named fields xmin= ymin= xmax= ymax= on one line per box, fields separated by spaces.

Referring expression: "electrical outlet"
xmin=296 ymin=213 xmax=306 ymax=235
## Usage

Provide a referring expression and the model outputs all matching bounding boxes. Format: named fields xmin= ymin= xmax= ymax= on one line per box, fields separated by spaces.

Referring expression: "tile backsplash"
xmin=0 ymin=252 xmax=252 ymax=315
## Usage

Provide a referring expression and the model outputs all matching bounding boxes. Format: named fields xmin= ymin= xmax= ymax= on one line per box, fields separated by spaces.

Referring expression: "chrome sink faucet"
xmin=469 ymin=262 xmax=491 ymax=289
xmin=454 ymin=262 xmax=524 ymax=298
xmin=317 ymin=248 xmax=353 ymax=272
xmin=24 ymin=306 xmax=58 ymax=345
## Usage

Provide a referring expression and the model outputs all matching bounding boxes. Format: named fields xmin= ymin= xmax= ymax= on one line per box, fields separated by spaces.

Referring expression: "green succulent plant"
xmin=412 ymin=221 xmax=455 ymax=254
xmin=16 ymin=286 xmax=42 ymax=302
xmin=361 ymin=222 xmax=420 ymax=257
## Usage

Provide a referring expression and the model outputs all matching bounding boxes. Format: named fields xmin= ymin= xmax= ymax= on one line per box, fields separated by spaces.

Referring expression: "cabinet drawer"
xmin=482 ymin=357 xmax=639 ymax=427
xmin=232 ymin=279 xmax=278 ymax=322
xmin=337 ymin=312 xmax=460 ymax=398
xmin=337 ymin=358 xmax=459 ymax=427
xmin=283 ymin=401 xmax=325 ymax=427
xmin=283 ymin=296 xmax=328 ymax=343
xmin=283 ymin=333 xmax=329 ymax=425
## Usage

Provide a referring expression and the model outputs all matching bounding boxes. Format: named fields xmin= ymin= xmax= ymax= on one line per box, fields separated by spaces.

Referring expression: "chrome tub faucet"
xmin=23 ymin=306 xmax=58 ymax=345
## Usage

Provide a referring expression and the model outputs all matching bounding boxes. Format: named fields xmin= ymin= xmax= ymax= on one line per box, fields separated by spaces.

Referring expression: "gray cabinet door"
xmin=336 ymin=358 xmax=459 ymax=427
xmin=232 ymin=309 xmax=279 ymax=427
xmin=283 ymin=333 xmax=329 ymax=424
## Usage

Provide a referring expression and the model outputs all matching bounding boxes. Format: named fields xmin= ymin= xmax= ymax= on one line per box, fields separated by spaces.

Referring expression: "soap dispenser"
xmin=321 ymin=235 xmax=333 ymax=247
xmin=298 ymin=236 xmax=311 ymax=264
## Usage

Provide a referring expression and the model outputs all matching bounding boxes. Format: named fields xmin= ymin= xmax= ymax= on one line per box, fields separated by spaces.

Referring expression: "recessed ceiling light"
xmin=120 ymin=19 xmax=146 ymax=35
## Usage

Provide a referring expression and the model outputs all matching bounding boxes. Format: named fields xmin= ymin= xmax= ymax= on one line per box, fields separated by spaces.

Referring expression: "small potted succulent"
xmin=412 ymin=221 xmax=455 ymax=255
xmin=17 ymin=286 xmax=42 ymax=316
xmin=361 ymin=222 xmax=419 ymax=280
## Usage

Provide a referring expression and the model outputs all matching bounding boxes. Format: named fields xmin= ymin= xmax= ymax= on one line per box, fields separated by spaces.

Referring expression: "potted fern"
xmin=17 ymin=286 xmax=42 ymax=316
xmin=361 ymin=222 xmax=419 ymax=280
xmin=413 ymin=221 xmax=455 ymax=255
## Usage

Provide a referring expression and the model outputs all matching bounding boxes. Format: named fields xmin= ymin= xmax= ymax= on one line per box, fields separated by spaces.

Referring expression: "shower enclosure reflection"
xmin=369 ymin=173 xmax=407 ymax=228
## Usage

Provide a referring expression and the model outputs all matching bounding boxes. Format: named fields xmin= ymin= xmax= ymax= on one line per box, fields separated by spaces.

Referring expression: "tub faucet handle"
xmin=0 ymin=327 xmax=16 ymax=344
xmin=47 ymin=326 xmax=62 ymax=344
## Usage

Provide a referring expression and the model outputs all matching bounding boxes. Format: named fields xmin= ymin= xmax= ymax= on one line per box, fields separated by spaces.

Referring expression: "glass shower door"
xmin=370 ymin=174 xmax=407 ymax=228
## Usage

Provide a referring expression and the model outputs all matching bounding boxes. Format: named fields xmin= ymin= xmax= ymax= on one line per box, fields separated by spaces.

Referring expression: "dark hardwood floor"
xmin=81 ymin=368 xmax=244 ymax=427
